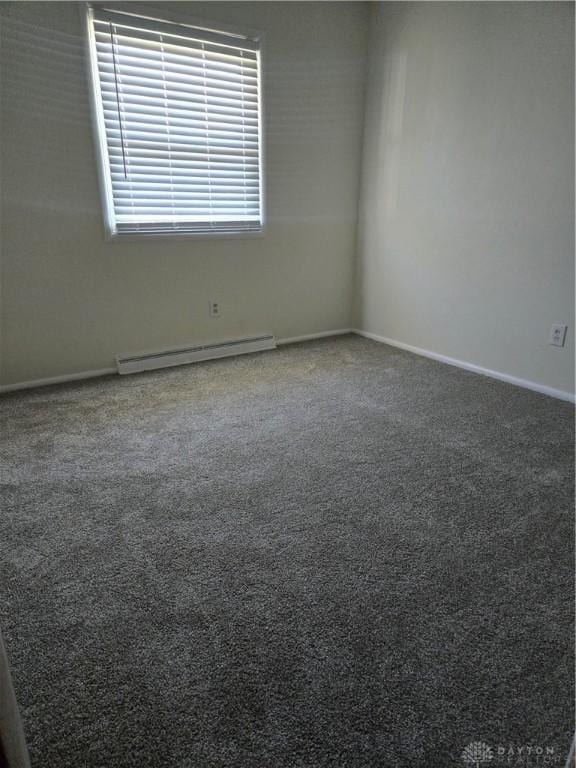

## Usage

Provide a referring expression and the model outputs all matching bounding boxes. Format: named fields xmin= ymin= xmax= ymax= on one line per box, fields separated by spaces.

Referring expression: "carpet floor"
xmin=0 ymin=335 xmax=573 ymax=768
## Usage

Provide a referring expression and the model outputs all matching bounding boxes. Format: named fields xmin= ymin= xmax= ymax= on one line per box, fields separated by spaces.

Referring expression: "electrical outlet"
xmin=209 ymin=300 xmax=221 ymax=318
xmin=549 ymin=323 xmax=567 ymax=347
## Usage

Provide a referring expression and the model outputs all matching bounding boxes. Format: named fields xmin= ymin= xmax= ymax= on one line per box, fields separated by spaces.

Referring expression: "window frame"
xmin=84 ymin=4 xmax=266 ymax=242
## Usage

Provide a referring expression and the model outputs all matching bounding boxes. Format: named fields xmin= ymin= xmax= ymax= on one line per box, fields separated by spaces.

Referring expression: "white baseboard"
xmin=4 ymin=329 xmax=570 ymax=403
xmin=277 ymin=329 xmax=352 ymax=346
xmin=0 ymin=368 xmax=117 ymax=394
xmin=0 ymin=330 xmax=352 ymax=393
xmin=353 ymin=329 xmax=575 ymax=404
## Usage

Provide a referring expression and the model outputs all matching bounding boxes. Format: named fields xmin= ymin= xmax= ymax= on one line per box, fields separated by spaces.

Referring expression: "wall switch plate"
xmin=549 ymin=323 xmax=567 ymax=347
xmin=209 ymin=300 xmax=221 ymax=317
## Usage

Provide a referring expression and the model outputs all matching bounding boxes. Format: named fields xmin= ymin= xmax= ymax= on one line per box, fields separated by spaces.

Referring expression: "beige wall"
xmin=0 ymin=2 xmax=368 ymax=385
xmin=355 ymin=2 xmax=575 ymax=395
xmin=2 ymin=2 xmax=573 ymax=395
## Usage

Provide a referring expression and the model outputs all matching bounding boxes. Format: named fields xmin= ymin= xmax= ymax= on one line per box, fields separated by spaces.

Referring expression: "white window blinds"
xmin=86 ymin=7 xmax=263 ymax=237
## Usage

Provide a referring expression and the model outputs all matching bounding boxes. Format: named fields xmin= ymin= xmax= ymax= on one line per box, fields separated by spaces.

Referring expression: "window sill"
xmin=104 ymin=228 xmax=266 ymax=244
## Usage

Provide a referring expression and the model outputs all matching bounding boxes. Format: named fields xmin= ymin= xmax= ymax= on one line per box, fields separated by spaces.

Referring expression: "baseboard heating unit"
xmin=116 ymin=334 xmax=276 ymax=375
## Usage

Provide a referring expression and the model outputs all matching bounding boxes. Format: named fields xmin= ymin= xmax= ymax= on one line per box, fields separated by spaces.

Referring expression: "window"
xmin=86 ymin=6 xmax=263 ymax=238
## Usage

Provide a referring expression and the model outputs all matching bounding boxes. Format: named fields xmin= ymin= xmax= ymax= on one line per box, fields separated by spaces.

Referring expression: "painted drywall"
xmin=0 ymin=2 xmax=368 ymax=385
xmin=355 ymin=2 xmax=575 ymax=395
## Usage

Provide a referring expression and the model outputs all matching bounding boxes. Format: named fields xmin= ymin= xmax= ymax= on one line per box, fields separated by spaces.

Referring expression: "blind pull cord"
xmin=110 ymin=23 xmax=128 ymax=179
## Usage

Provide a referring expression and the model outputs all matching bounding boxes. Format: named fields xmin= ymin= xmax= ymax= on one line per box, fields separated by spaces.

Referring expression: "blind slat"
xmin=95 ymin=43 xmax=258 ymax=75
xmin=103 ymin=117 xmax=259 ymax=138
xmin=100 ymin=93 xmax=259 ymax=117
xmin=94 ymin=35 xmax=258 ymax=68
xmin=116 ymin=214 xmax=261 ymax=222
xmin=107 ymin=145 xmax=259 ymax=160
xmin=111 ymin=180 xmax=260 ymax=190
xmin=99 ymin=81 xmax=258 ymax=112
xmin=97 ymin=70 xmax=259 ymax=100
xmin=102 ymin=103 xmax=258 ymax=125
xmin=103 ymin=111 xmax=259 ymax=132
xmin=110 ymin=163 xmax=258 ymax=173
xmin=96 ymin=54 xmax=258 ymax=86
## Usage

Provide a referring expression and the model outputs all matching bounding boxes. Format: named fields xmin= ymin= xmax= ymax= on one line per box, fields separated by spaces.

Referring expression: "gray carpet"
xmin=0 ymin=335 xmax=573 ymax=768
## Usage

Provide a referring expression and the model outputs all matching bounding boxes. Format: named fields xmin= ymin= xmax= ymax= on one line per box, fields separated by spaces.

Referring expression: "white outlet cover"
xmin=549 ymin=323 xmax=567 ymax=347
